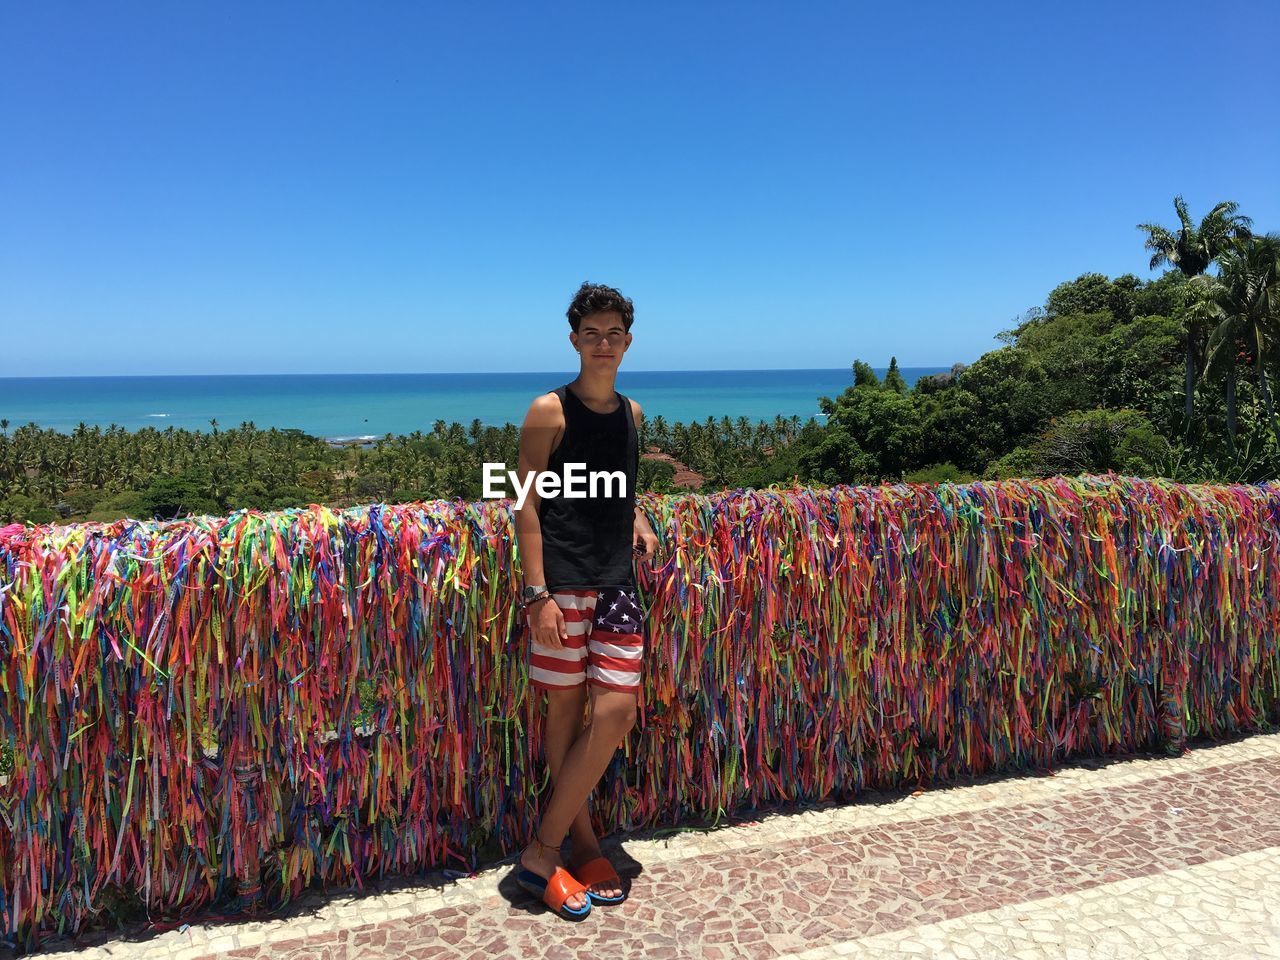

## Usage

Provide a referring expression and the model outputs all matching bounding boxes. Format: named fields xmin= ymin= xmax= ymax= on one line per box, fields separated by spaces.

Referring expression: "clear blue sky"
xmin=2 ymin=2 xmax=1277 ymax=377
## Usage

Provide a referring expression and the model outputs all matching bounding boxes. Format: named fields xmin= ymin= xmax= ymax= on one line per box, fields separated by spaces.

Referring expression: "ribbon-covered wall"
xmin=1 ymin=474 xmax=1278 ymax=946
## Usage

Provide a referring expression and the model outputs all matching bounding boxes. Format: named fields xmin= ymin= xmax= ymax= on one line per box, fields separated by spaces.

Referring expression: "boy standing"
xmin=512 ymin=282 xmax=658 ymax=920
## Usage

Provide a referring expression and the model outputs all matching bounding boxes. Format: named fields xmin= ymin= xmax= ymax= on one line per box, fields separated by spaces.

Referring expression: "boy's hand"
xmin=530 ymin=597 xmax=568 ymax=649
xmin=633 ymin=527 xmax=658 ymax=562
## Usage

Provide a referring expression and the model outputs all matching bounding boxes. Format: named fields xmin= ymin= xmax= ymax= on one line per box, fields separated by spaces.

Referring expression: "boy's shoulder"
xmin=524 ymin=391 xmax=565 ymax=427
xmin=531 ymin=387 xmax=640 ymax=421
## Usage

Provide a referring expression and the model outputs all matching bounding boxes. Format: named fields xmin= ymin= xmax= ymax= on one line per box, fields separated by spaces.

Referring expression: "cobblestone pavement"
xmin=25 ymin=731 xmax=1280 ymax=960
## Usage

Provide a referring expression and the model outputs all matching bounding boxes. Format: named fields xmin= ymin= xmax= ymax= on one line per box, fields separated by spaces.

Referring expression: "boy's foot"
xmin=520 ymin=837 xmax=589 ymax=913
xmin=569 ymin=845 xmax=623 ymax=901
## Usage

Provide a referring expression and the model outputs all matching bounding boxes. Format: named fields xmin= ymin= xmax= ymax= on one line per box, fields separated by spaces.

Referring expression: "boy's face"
xmin=570 ymin=310 xmax=631 ymax=369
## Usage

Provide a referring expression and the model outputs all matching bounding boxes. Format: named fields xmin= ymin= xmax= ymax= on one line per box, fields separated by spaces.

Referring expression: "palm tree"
xmin=1137 ymin=197 xmax=1253 ymax=424
xmin=1187 ymin=277 xmax=1241 ymax=439
xmin=1194 ymin=234 xmax=1280 ymax=446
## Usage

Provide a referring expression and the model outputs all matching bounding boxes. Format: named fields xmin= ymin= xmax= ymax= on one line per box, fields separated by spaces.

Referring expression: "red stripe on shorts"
xmin=533 ymin=633 xmax=587 ymax=649
xmin=530 ymin=653 xmax=586 ymax=676
xmin=531 ymin=676 xmax=582 ymax=690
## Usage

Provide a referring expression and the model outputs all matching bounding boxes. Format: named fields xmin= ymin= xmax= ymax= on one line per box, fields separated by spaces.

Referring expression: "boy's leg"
xmin=534 ymin=589 xmax=631 ymax=857
xmin=541 ymin=686 xmax=605 ymax=861
xmin=540 ymin=588 xmax=643 ymax=898
xmin=523 ymin=590 xmax=594 ymax=911
xmin=528 ymin=687 xmax=637 ymax=882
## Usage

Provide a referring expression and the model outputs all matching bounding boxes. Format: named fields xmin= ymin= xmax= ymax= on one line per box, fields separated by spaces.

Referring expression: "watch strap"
xmin=520 ymin=590 xmax=552 ymax=611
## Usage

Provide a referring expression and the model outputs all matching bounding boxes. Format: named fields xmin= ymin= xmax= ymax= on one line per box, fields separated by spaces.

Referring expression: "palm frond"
xmin=1173 ymin=195 xmax=1193 ymax=232
xmin=1138 ymin=223 xmax=1177 ymax=271
xmin=1199 ymin=314 xmax=1239 ymax=378
xmin=1206 ymin=200 xmax=1241 ymax=220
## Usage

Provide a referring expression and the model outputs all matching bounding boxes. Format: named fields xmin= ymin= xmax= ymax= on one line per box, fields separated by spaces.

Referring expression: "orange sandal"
xmin=515 ymin=835 xmax=592 ymax=921
xmin=573 ymin=856 xmax=627 ymax=905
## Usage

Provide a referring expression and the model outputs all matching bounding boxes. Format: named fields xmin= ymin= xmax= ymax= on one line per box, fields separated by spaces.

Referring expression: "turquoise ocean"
xmin=0 ymin=369 xmax=950 ymax=440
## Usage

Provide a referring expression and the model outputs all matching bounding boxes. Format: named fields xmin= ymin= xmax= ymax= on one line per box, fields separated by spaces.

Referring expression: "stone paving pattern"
xmin=23 ymin=732 xmax=1280 ymax=959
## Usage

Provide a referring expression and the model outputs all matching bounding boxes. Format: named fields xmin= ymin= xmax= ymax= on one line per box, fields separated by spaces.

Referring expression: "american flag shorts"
xmin=527 ymin=587 xmax=645 ymax=695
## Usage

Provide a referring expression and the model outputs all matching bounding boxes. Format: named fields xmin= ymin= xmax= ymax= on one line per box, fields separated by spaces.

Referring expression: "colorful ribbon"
xmin=1 ymin=474 xmax=1277 ymax=946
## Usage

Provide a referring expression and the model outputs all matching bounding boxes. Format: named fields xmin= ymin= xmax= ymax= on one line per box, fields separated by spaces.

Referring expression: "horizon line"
xmin=0 ymin=364 xmax=962 ymax=381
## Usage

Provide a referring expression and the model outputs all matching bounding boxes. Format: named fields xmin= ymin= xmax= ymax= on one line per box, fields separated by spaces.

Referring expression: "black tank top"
xmin=536 ymin=383 xmax=639 ymax=591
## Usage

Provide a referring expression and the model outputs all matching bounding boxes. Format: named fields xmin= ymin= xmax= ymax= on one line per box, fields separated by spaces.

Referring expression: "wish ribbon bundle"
xmin=1 ymin=475 xmax=1278 ymax=946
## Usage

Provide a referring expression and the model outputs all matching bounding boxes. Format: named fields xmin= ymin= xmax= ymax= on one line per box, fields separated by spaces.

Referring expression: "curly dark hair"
xmin=565 ymin=281 xmax=634 ymax=332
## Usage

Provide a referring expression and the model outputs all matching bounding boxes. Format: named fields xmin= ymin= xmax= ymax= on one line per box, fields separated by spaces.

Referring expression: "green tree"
xmin=1193 ymin=234 xmax=1280 ymax=446
xmin=1045 ymin=273 xmax=1135 ymax=321
xmin=0 ymin=493 xmax=56 ymax=524
xmin=884 ymin=356 xmax=907 ymax=394
xmin=1137 ymin=196 xmax=1253 ymax=424
xmin=795 ymin=422 xmax=876 ymax=486
xmin=916 ymin=385 xmax=985 ymax=472
xmin=954 ymin=347 xmax=1053 ymax=457
xmin=851 ymin=359 xmax=880 ymax=387
xmin=820 ymin=380 xmax=922 ymax=480
xmin=1094 ymin=314 xmax=1184 ymax=426
xmin=1031 ymin=409 xmax=1169 ymax=476
xmin=141 ymin=473 xmax=219 ymax=520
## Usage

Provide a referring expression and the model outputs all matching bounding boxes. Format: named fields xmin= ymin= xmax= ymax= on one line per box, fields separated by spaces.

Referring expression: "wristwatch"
xmin=521 ymin=584 xmax=549 ymax=607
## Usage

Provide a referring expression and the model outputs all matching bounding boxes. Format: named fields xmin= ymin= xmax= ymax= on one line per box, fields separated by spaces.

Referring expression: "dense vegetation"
xmin=2 ymin=197 xmax=1276 ymax=526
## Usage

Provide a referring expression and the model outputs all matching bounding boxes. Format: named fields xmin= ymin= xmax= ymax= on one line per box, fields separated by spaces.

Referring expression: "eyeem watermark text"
xmin=483 ymin=462 xmax=627 ymax=510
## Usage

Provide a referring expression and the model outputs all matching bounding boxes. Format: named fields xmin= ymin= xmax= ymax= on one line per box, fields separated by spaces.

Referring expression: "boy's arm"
xmin=629 ymin=398 xmax=657 ymax=538
xmin=513 ymin=394 xmax=563 ymax=587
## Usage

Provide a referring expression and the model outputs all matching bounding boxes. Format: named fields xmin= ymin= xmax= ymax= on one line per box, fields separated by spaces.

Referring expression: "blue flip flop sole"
xmin=587 ymin=890 xmax=627 ymax=906
xmin=584 ymin=880 xmax=627 ymax=906
xmin=515 ymin=868 xmax=592 ymax=920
